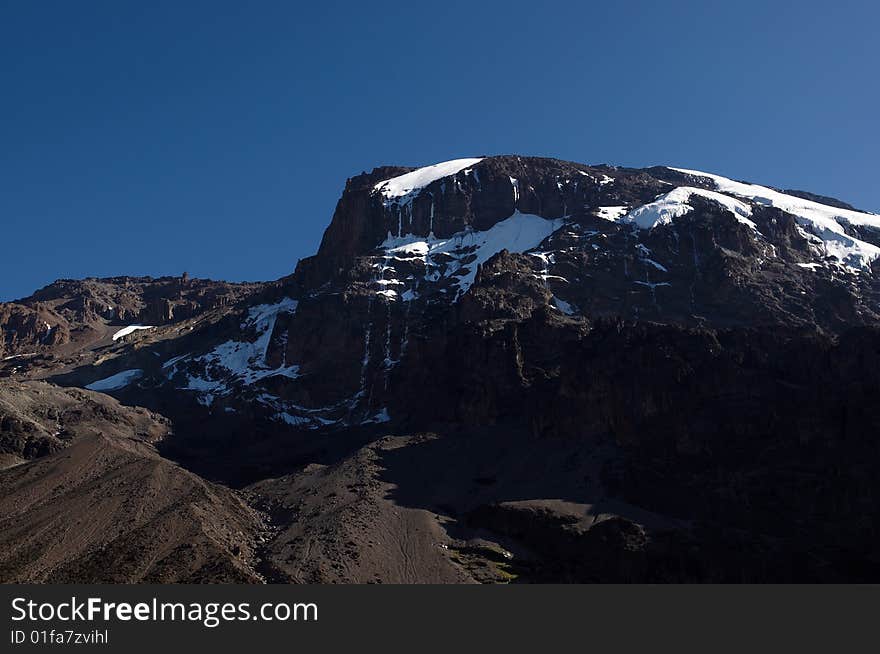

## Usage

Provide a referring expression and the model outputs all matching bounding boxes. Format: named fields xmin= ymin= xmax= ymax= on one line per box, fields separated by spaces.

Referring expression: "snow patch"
xmin=86 ymin=369 xmax=143 ymax=391
xmin=275 ymin=412 xmax=334 ymax=428
xmin=375 ymin=289 xmax=398 ymax=300
xmin=112 ymin=325 xmax=153 ymax=341
xmin=374 ymin=158 xmax=484 ymax=204
xmin=596 ymin=206 xmax=629 ymax=221
xmin=162 ymin=353 xmax=190 ymax=370
xmin=641 ymin=258 xmax=668 ymax=272
xmin=553 ymin=297 xmax=577 ymax=315
xmin=670 ymin=167 xmax=880 ymax=269
xmin=620 ymin=187 xmax=756 ymax=231
xmin=2 ymin=353 xmax=36 ymax=361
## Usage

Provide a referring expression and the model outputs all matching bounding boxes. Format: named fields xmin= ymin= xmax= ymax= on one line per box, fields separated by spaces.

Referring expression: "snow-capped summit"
xmin=5 ymin=154 xmax=880 ymax=584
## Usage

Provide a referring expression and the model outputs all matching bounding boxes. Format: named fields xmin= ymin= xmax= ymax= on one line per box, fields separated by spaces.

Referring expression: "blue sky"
xmin=2 ymin=1 xmax=877 ymax=301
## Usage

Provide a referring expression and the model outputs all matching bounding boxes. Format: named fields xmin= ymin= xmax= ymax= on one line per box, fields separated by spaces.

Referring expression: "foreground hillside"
xmin=2 ymin=155 xmax=879 ymax=582
xmin=0 ymin=381 xmax=267 ymax=582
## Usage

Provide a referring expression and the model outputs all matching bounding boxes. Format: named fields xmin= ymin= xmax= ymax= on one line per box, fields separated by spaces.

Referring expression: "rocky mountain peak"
xmin=4 ymin=154 xmax=880 ymax=583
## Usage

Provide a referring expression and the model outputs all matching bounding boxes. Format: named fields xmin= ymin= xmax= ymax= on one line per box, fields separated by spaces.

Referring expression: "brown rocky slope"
xmin=0 ymin=381 xmax=266 ymax=582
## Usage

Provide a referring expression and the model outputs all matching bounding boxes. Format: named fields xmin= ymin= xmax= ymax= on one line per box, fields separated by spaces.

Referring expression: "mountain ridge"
xmin=2 ymin=154 xmax=879 ymax=582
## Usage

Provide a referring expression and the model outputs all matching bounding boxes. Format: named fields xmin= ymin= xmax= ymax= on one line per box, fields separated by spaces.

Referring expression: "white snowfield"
xmin=112 ymin=325 xmax=153 ymax=341
xmin=380 ymin=210 xmax=566 ymax=296
xmin=670 ymin=167 xmax=880 ymax=269
xmin=621 ymin=186 xmax=756 ymax=231
xmin=374 ymin=158 xmax=483 ymax=203
xmin=85 ymin=368 xmax=143 ymax=391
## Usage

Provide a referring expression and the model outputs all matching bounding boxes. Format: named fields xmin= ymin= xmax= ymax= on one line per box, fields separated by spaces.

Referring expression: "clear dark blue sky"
xmin=2 ymin=1 xmax=877 ymax=301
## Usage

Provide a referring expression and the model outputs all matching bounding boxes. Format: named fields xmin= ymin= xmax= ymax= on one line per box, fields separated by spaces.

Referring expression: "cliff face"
xmin=241 ymin=155 xmax=880 ymax=430
xmin=296 ymin=157 xmax=674 ymax=287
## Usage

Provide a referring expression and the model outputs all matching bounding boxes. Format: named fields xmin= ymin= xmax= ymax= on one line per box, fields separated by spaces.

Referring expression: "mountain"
xmin=2 ymin=155 xmax=879 ymax=582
